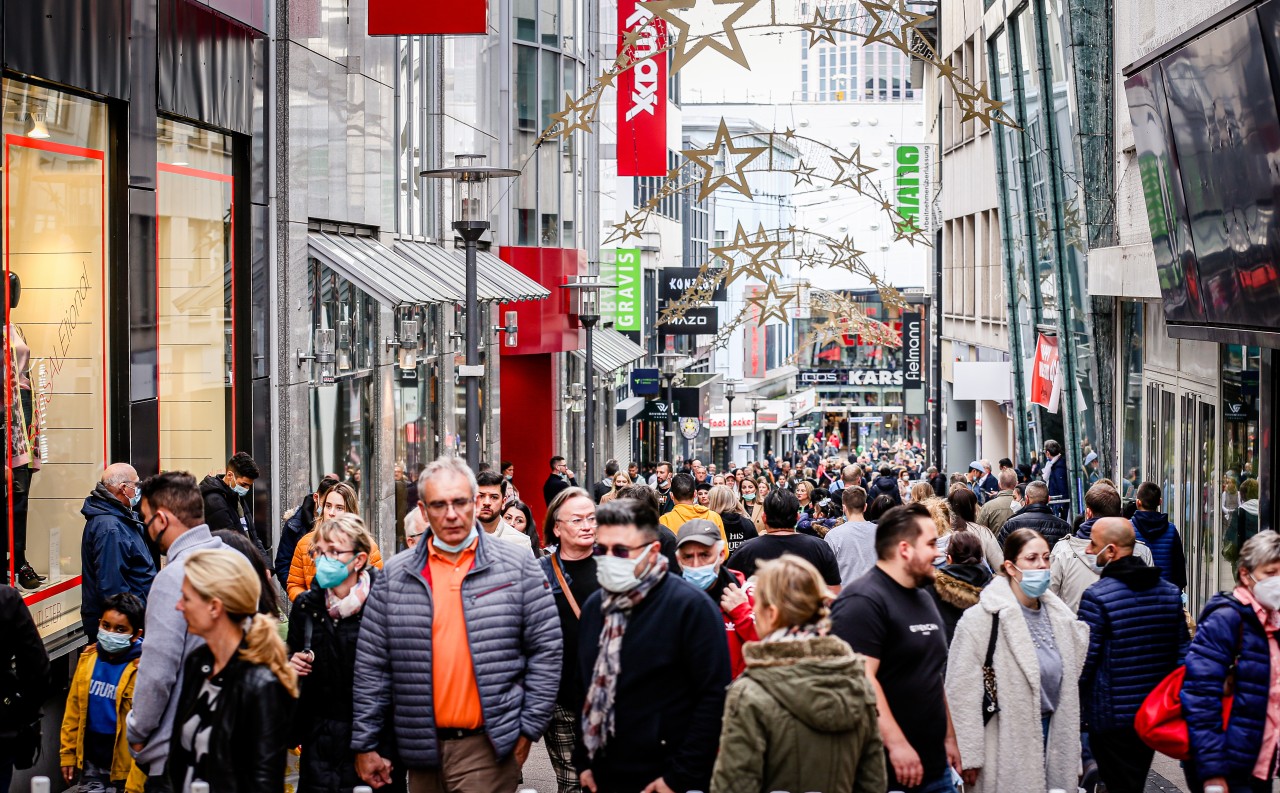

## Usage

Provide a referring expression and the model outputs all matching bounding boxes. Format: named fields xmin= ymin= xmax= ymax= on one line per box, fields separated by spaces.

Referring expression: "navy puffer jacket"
xmin=351 ymin=528 xmax=562 ymax=767
xmin=1130 ymin=511 xmax=1188 ymax=589
xmin=1078 ymin=556 xmax=1189 ymax=732
xmin=1182 ymin=593 xmax=1275 ymax=780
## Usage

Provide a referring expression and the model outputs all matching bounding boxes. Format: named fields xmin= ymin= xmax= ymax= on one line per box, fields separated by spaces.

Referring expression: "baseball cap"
xmin=1084 ymin=451 xmax=1098 ymax=465
xmin=969 ymin=461 xmax=985 ymax=473
xmin=676 ymin=519 xmax=721 ymax=548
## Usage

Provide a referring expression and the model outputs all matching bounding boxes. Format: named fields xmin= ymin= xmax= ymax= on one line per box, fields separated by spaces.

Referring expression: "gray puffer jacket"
xmin=351 ymin=527 xmax=562 ymax=767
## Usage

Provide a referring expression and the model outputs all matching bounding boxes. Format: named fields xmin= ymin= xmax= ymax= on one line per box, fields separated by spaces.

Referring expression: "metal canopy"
xmin=573 ymin=327 xmax=648 ymax=374
xmin=394 ymin=240 xmax=550 ymax=303
xmin=307 ymin=231 xmax=453 ymax=306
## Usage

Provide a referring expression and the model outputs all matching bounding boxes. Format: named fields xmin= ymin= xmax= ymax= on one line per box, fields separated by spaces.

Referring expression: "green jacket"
xmin=711 ymin=635 xmax=886 ymax=793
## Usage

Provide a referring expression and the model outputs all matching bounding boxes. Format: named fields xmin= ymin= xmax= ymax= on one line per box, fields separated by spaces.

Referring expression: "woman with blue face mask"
xmin=285 ymin=514 xmax=402 ymax=793
xmin=943 ymin=528 xmax=1089 ymax=793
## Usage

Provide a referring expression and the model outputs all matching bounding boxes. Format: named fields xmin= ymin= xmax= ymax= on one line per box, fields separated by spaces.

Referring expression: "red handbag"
xmin=1135 ymin=665 xmax=1234 ymax=760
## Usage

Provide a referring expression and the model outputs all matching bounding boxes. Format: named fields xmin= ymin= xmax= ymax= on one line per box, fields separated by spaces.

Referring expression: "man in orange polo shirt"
xmin=352 ymin=457 xmax=562 ymax=793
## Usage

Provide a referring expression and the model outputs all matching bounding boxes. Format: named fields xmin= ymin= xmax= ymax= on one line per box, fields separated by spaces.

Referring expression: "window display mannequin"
xmin=1 ymin=273 xmax=43 ymax=589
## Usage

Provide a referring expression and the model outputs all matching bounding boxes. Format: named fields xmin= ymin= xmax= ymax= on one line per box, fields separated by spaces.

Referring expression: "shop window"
xmin=157 ymin=119 xmax=235 ymax=475
xmin=1118 ymin=302 xmax=1143 ymax=499
xmin=308 ymin=258 xmax=378 ymax=517
xmin=1221 ymin=345 xmax=1261 ymax=587
xmin=1 ymin=79 xmax=110 ymax=636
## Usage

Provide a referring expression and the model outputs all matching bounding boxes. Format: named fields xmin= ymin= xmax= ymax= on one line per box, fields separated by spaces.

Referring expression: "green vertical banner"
xmin=613 ymin=249 xmax=643 ymax=332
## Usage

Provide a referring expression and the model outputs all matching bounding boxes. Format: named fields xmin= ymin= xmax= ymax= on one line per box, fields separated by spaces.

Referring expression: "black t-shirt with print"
xmin=830 ymin=566 xmax=949 ymax=786
xmin=725 ymin=532 xmax=841 ymax=586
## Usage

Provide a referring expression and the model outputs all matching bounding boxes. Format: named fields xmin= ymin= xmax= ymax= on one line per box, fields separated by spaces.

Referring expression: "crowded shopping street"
xmin=4 ymin=1 xmax=1280 ymax=793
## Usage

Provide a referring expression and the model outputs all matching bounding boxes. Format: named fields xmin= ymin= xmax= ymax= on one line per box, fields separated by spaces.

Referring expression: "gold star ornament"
xmin=831 ymin=148 xmax=877 ymax=193
xmin=745 ymin=278 xmax=797 ymax=325
xmin=956 ymin=81 xmax=1010 ymax=127
xmin=801 ymin=7 xmax=841 ymax=48
xmin=647 ymin=0 xmax=761 ymax=74
xmin=545 ymin=93 xmax=596 ymax=141
xmin=860 ymin=0 xmax=932 ymax=53
xmin=681 ymin=118 xmax=767 ymax=201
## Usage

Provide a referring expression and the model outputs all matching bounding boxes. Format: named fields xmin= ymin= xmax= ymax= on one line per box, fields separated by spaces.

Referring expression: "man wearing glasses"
xmin=79 ymin=462 xmax=156 ymax=639
xmin=353 ymin=456 xmax=561 ymax=793
xmin=574 ymin=499 xmax=730 ymax=793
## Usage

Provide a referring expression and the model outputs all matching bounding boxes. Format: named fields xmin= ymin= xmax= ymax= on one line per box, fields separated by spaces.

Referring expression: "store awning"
xmin=394 ymin=240 xmax=550 ymax=303
xmin=307 ymin=231 xmax=454 ymax=306
xmin=574 ymin=328 xmax=648 ymax=374
xmin=616 ymin=396 xmax=646 ymax=425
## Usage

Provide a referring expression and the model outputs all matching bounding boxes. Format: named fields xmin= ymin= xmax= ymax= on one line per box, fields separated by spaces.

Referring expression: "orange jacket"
xmin=286 ymin=530 xmax=384 ymax=603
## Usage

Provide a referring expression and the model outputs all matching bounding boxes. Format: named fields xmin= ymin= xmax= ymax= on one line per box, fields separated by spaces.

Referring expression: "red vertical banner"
xmin=369 ymin=0 xmax=487 ymax=35
xmin=743 ymin=285 xmax=768 ymax=377
xmin=1030 ymin=334 xmax=1062 ymax=413
xmin=618 ymin=0 xmax=668 ymax=176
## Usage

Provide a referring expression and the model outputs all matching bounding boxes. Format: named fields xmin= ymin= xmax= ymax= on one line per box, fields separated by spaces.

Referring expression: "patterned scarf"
xmin=762 ymin=617 xmax=831 ymax=643
xmin=325 ymin=569 xmax=371 ymax=619
xmin=582 ymin=553 xmax=669 ymax=758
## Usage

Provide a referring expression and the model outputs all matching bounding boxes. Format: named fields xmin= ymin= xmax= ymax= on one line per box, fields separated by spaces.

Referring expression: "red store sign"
xmin=617 ymin=0 xmax=668 ymax=176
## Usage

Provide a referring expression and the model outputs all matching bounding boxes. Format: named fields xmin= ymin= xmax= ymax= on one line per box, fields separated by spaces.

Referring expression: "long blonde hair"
xmin=708 ymin=484 xmax=745 ymax=516
xmin=183 ymin=549 xmax=299 ymax=698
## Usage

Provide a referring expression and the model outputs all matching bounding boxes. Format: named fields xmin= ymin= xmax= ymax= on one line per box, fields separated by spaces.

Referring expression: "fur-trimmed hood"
xmin=741 ymin=635 xmax=872 ymax=733
xmin=934 ymin=565 xmax=991 ymax=610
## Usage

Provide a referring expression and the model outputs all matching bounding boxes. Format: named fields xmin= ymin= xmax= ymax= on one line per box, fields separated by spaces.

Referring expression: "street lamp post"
xmin=653 ymin=352 xmax=686 ymax=465
xmin=421 ymin=154 xmax=520 ymax=472
xmin=751 ymin=397 xmax=763 ymax=461
xmin=562 ymin=275 xmax=615 ymax=490
xmin=788 ymin=397 xmax=800 ymax=459
xmin=724 ymin=381 xmax=737 ymax=470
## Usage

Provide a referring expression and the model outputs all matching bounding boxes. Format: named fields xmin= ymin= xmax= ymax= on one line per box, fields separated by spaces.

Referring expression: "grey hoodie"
xmin=125 ymin=524 xmax=224 ymax=774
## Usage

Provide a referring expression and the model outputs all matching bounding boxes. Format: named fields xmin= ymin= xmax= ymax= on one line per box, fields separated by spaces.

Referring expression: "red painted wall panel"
xmin=498 ymin=246 xmax=585 ymax=356
xmin=500 ymin=353 xmax=556 ymax=532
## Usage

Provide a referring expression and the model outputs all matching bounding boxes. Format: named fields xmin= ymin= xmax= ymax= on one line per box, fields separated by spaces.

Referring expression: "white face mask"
xmin=1253 ymin=575 xmax=1280 ymax=612
xmin=595 ymin=547 xmax=653 ymax=593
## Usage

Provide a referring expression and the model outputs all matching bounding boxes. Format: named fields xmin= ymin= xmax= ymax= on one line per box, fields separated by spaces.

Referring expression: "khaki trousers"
xmin=407 ymin=734 xmax=519 ymax=793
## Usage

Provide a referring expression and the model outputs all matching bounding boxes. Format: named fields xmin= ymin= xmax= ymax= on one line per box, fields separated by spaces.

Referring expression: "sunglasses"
xmin=591 ymin=542 xmax=652 ymax=559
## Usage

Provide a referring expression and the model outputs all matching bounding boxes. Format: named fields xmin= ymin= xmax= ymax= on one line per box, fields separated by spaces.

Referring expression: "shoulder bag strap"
xmin=551 ymin=554 xmax=580 ymax=618
xmin=984 ymin=612 xmax=1001 ymax=667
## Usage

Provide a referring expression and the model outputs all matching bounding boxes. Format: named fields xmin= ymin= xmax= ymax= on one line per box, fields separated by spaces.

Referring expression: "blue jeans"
xmin=892 ymin=771 xmax=959 ymax=793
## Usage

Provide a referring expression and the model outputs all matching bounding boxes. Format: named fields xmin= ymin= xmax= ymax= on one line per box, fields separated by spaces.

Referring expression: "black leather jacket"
xmin=168 ymin=645 xmax=296 ymax=793
xmin=997 ymin=503 xmax=1074 ymax=548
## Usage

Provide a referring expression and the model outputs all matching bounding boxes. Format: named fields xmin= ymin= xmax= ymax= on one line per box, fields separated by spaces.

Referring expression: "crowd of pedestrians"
xmin=4 ymin=438 xmax=1280 ymax=793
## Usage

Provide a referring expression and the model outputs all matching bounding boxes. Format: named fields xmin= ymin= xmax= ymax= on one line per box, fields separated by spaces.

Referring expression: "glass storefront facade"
xmin=989 ymin=0 xmax=1098 ymax=512
xmin=2 ymin=79 xmax=110 ymax=638
xmin=157 ymin=118 xmax=235 ymax=475
xmin=307 ymin=258 xmax=379 ymax=518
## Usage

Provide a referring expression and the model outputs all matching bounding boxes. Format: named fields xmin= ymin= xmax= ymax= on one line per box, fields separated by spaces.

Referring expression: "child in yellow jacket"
xmin=60 ymin=593 xmax=146 ymax=793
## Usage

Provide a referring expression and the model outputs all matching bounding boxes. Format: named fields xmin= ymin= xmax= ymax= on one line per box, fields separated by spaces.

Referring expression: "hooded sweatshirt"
xmin=659 ymin=502 xmax=729 ymax=557
xmin=1130 ymin=510 xmax=1188 ymax=589
xmin=1050 ymin=518 xmax=1153 ymax=612
xmin=710 ymin=635 xmax=886 ymax=793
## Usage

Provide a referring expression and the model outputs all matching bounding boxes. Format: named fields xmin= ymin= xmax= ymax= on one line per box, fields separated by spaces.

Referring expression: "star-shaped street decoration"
xmin=795 ymin=249 xmax=825 ymax=270
xmin=710 ymin=222 xmax=786 ymax=283
xmin=545 ymin=92 xmax=596 ymax=140
xmin=826 ymin=235 xmax=867 ymax=268
xmin=830 ymin=148 xmax=877 ymax=193
xmin=745 ymin=278 xmax=797 ymax=325
xmin=606 ymin=209 xmax=648 ymax=244
xmin=956 ymin=81 xmax=1009 ymax=127
xmin=860 ymin=0 xmax=932 ymax=54
xmin=801 ymin=7 xmax=841 ymax=48
xmin=647 ymin=0 xmax=761 ymax=74
xmin=681 ymin=118 xmax=767 ymax=201
xmin=791 ymin=160 xmax=818 ymax=187
xmin=893 ymin=213 xmax=929 ymax=246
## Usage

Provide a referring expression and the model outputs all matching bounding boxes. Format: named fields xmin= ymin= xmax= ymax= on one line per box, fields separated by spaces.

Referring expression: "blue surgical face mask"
xmin=682 ymin=561 xmax=719 ymax=590
xmin=129 ymin=490 xmax=142 ymax=508
xmin=232 ymin=484 xmax=250 ymax=497
xmin=1017 ymin=568 xmax=1051 ymax=599
xmin=314 ymin=555 xmax=353 ymax=589
xmin=743 ymin=492 xmax=756 ymax=502
xmin=432 ymin=526 xmax=478 ymax=554
xmin=97 ymin=630 xmax=134 ymax=654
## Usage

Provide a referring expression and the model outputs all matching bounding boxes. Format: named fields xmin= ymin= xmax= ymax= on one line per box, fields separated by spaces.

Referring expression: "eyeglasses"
xmin=592 ymin=542 xmax=651 ymax=559
xmin=425 ymin=498 xmax=472 ymax=514
xmin=309 ymin=548 xmax=356 ymax=561
xmin=557 ymin=515 xmax=597 ymax=529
